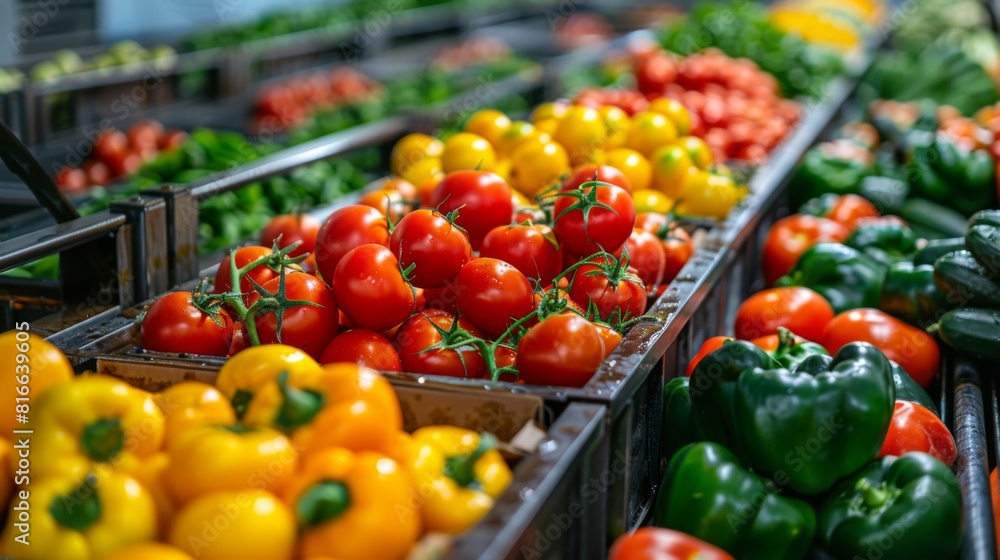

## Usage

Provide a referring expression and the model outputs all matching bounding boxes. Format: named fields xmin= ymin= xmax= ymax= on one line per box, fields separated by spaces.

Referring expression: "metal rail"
xmin=0 ymin=211 xmax=124 ymax=273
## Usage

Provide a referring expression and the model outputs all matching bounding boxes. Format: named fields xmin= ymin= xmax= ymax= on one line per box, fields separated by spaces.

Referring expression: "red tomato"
xmin=609 ymin=527 xmax=734 ymax=560
xmin=553 ymin=183 xmax=636 ymax=257
xmin=734 ymin=287 xmax=833 ymax=342
xmin=684 ymin=335 xmax=733 ymax=377
xmin=380 ymin=177 xmax=418 ymax=200
xmin=260 ymin=214 xmax=322 ymax=258
xmin=55 ymin=167 xmax=88 ymax=192
xmin=422 ymin=282 xmax=460 ymax=314
xmin=431 ymin=170 xmax=514 ymax=250
xmin=625 ymin=228 xmax=667 ymax=289
xmin=635 ymin=51 xmax=677 ymax=98
xmin=106 ymin=151 xmax=142 ymax=179
xmin=516 ymin=314 xmax=606 ymax=387
xmin=314 ymin=205 xmax=390 ymax=283
xmin=127 ymin=119 xmax=164 ymax=148
xmin=662 ymin=227 xmax=694 ymax=283
xmin=594 ymin=323 xmax=623 ymax=359
xmin=358 ymin=189 xmax=410 ymax=223
xmin=480 ymin=223 xmax=563 ymax=286
xmin=823 ymin=308 xmax=941 ymax=387
xmin=635 ymin=212 xmax=669 ymax=236
xmin=83 ymin=160 xmax=110 ymax=186
xmin=248 ymin=273 xmax=339 ymax=359
xmin=388 ymin=209 xmax=471 ymax=289
xmin=227 ymin=321 xmax=248 ymax=357
xmin=762 ymin=215 xmax=849 ymax=285
xmin=333 ymin=244 xmax=416 ymax=332
xmin=319 ymin=329 xmax=402 ymax=372
xmin=158 ymin=130 xmax=188 ymax=151
xmin=879 ymin=401 xmax=957 ymax=466
xmin=820 ymin=194 xmax=880 ymax=230
xmin=569 ymin=257 xmax=647 ymax=323
xmin=213 ymin=246 xmax=279 ymax=305
xmin=393 ymin=312 xmax=486 ymax=378
xmin=992 ymin=468 xmax=1000 ymax=559
xmin=454 ymin=258 xmax=535 ymax=339
xmin=139 ymin=292 xmax=233 ymax=357
xmin=562 ymin=164 xmax=633 ymax=195
xmin=94 ymin=130 xmax=128 ymax=163
xmin=750 ymin=332 xmax=808 ymax=353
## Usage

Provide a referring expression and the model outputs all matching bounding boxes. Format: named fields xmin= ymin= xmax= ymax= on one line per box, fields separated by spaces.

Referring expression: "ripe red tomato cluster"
xmin=140 ymin=166 xmax=697 ymax=388
xmin=55 ymin=119 xmax=187 ymax=193
xmin=252 ymin=67 xmax=381 ymax=132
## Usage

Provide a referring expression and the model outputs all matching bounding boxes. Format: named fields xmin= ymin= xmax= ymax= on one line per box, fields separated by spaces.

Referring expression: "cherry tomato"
xmin=734 ymin=287 xmax=834 ymax=342
xmin=480 ymin=223 xmax=563 ymax=286
xmin=358 ymin=189 xmax=410 ymax=223
xmin=388 ymin=209 xmax=471 ymax=289
xmin=635 ymin=51 xmax=677 ymax=98
xmin=127 ymin=120 xmax=165 ymax=148
xmin=259 ymin=214 xmax=321 ymax=258
xmin=140 ymin=292 xmax=234 ymax=357
xmin=333 ymin=244 xmax=416 ymax=332
xmin=248 ymin=273 xmax=339 ymax=359
xmin=158 ymin=130 xmax=189 ymax=151
xmin=431 ymin=170 xmax=513 ymax=250
xmin=569 ymin=257 xmax=647 ymax=323
xmin=762 ymin=215 xmax=849 ymax=285
xmin=394 ymin=311 xmax=486 ymax=378
xmin=83 ymin=160 xmax=110 ymax=186
xmin=213 ymin=246 xmax=279 ymax=305
xmin=454 ymin=258 xmax=535 ymax=339
xmin=107 ymin=151 xmax=142 ymax=178
xmin=94 ymin=130 xmax=128 ymax=163
xmin=562 ymin=164 xmax=633 ymax=195
xmin=516 ymin=314 xmax=605 ymax=387
xmin=625 ymin=228 xmax=667 ymax=290
xmin=553 ymin=183 xmax=636 ymax=257
xmin=879 ymin=401 xmax=957 ymax=466
xmin=55 ymin=167 xmax=88 ymax=192
xmin=319 ymin=329 xmax=402 ymax=372
xmin=685 ymin=336 xmax=734 ymax=377
xmin=314 ymin=205 xmax=390 ymax=283
xmin=823 ymin=308 xmax=940 ymax=387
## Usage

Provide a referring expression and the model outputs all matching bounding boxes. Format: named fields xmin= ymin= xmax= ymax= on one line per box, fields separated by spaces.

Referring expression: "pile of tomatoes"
xmin=252 ymin=67 xmax=382 ymax=132
xmin=55 ymin=119 xmax=187 ymax=192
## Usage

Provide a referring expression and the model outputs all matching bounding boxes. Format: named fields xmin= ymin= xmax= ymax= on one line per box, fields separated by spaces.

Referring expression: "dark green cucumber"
xmin=914 ymin=237 xmax=965 ymax=266
xmin=936 ymin=307 xmax=1000 ymax=360
xmin=891 ymin=362 xmax=938 ymax=415
xmin=933 ymin=250 xmax=1000 ymax=308
xmin=900 ymin=198 xmax=970 ymax=238
xmin=967 ymin=224 xmax=1000 ymax=273
xmin=970 ymin=209 xmax=1000 ymax=229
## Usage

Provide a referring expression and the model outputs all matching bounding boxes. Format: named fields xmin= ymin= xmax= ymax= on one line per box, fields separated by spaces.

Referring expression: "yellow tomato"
xmin=390 ymin=133 xmax=442 ymax=177
xmin=497 ymin=120 xmax=540 ymax=156
xmin=492 ymin=158 xmax=513 ymax=183
xmin=554 ymin=105 xmax=606 ymax=164
xmin=626 ymin=111 xmax=679 ymax=157
xmin=648 ymin=98 xmax=693 ymax=136
xmin=511 ymin=188 xmax=532 ymax=208
xmin=531 ymin=101 xmax=568 ymax=123
xmin=103 ymin=543 xmax=194 ymax=560
xmin=509 ymin=141 xmax=570 ymax=197
xmin=605 ymin=148 xmax=652 ymax=192
xmin=600 ymin=105 xmax=631 ymax=150
xmin=675 ymin=136 xmax=714 ymax=170
xmin=463 ymin=109 xmax=511 ymax=148
xmin=677 ymin=171 xmax=745 ymax=220
xmin=400 ymin=157 xmax=443 ymax=189
xmin=170 ymin=490 xmax=295 ymax=560
xmin=0 ymin=330 xmax=73 ymax=437
xmin=632 ymin=189 xmax=675 ymax=214
xmin=534 ymin=117 xmax=559 ymax=135
xmin=650 ymin=145 xmax=695 ymax=198
xmin=441 ymin=132 xmax=496 ymax=173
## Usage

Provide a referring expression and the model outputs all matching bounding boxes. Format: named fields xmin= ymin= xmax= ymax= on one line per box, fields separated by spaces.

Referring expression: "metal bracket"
xmin=141 ymin=184 xmax=201 ymax=287
xmin=109 ymin=196 xmax=169 ymax=306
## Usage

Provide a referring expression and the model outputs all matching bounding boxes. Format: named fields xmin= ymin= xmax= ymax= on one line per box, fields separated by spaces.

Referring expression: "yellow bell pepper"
xmin=30 ymin=375 xmax=163 ymax=481
xmin=102 ymin=542 xmax=193 ymax=560
xmin=406 ymin=426 xmax=513 ymax=534
xmin=215 ymin=344 xmax=321 ymax=419
xmin=0 ymin=437 xmax=12 ymax=512
xmin=242 ymin=363 xmax=403 ymax=455
xmin=169 ymin=489 xmax=295 ymax=560
xmin=121 ymin=452 xmax=173 ymax=539
xmin=153 ymin=381 xmax=236 ymax=448
xmin=0 ymin=330 xmax=73 ymax=438
xmin=163 ymin=424 xmax=296 ymax=504
xmin=0 ymin=471 xmax=157 ymax=559
xmin=283 ymin=448 xmax=420 ymax=560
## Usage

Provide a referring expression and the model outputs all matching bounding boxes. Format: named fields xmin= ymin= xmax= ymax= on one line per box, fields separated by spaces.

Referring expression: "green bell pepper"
xmin=653 ymin=442 xmax=816 ymax=560
xmin=791 ymin=143 xmax=872 ymax=206
xmin=891 ymin=361 xmax=937 ymax=415
xmin=817 ymin=452 xmax=962 ymax=560
xmin=879 ymin=262 xmax=951 ymax=326
xmin=775 ymin=243 xmax=887 ymax=314
xmin=907 ymin=133 xmax=995 ymax=216
xmin=690 ymin=341 xmax=895 ymax=495
xmin=769 ymin=327 xmax=829 ymax=370
xmin=661 ymin=377 xmax=697 ymax=464
xmin=845 ymin=221 xmax=918 ymax=265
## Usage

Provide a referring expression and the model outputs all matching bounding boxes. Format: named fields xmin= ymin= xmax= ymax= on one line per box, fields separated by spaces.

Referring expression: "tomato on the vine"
xmin=314 ymin=205 xmax=391 ymax=283
xmin=333 ymin=244 xmax=417 ymax=332
xmin=388 ymin=209 xmax=471 ymax=289
xmin=319 ymin=329 xmax=402 ymax=372
xmin=568 ymin=256 xmax=647 ymax=323
xmin=553 ymin=182 xmax=636 ymax=257
xmin=259 ymin=214 xmax=321 ymax=258
xmin=625 ymin=228 xmax=667 ymax=289
xmin=454 ymin=258 xmax=535 ymax=339
xmin=247 ymin=273 xmax=339 ymax=359
xmin=140 ymin=291 xmax=234 ymax=357
xmin=516 ymin=314 xmax=606 ymax=387
xmin=213 ymin=246 xmax=279 ymax=304
xmin=480 ymin=223 xmax=563 ymax=286
xmin=431 ymin=170 xmax=513 ymax=250
xmin=562 ymin=165 xmax=632 ymax=194
xmin=394 ymin=311 xmax=486 ymax=378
